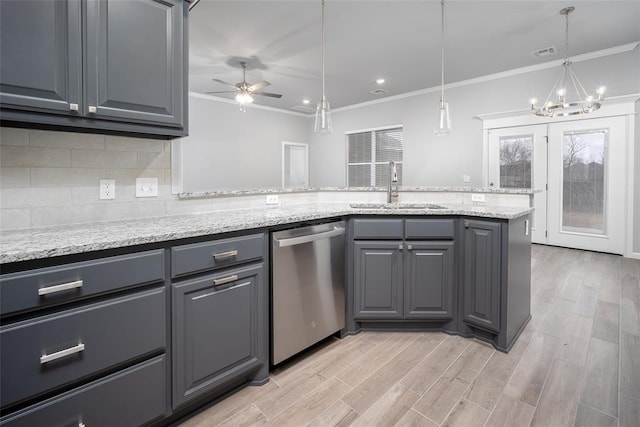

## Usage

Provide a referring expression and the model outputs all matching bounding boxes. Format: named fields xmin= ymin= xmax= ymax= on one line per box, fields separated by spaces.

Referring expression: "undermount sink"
xmin=350 ymin=202 xmax=448 ymax=210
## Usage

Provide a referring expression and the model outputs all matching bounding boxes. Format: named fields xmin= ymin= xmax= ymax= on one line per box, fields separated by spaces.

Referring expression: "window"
xmin=499 ymin=135 xmax=532 ymax=189
xmin=346 ymin=126 xmax=403 ymax=187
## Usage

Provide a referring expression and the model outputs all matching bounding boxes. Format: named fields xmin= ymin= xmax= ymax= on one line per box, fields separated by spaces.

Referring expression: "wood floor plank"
xmin=254 ymin=371 xmax=327 ymax=418
xmin=395 ymin=409 xmax=438 ymax=427
xmin=591 ymin=300 xmax=620 ymax=344
xmin=530 ymin=359 xmax=582 ymax=427
xmin=308 ymin=334 xmax=378 ymax=379
xmin=217 ymin=404 xmax=267 ymax=427
xmin=464 ymin=352 xmax=519 ymax=411
xmin=412 ymin=375 xmax=470 ymax=424
xmin=335 ymin=332 xmax=426 ymax=388
xmin=444 ymin=340 xmax=494 ymax=383
xmin=620 ymin=331 xmax=640 ymax=400
xmin=341 ymin=335 xmax=441 ymax=414
xmin=177 ymin=381 xmax=278 ymax=427
xmin=619 ymin=392 xmax=640 ymax=427
xmin=307 ymin=399 xmax=359 ymax=427
xmin=484 ymin=393 xmax=535 ymax=427
xmin=266 ymin=377 xmax=351 ymax=426
xmin=579 ymin=337 xmax=618 ymax=417
xmin=573 ymin=285 xmax=598 ymax=318
xmin=573 ymin=403 xmax=617 ymax=427
xmin=439 ymin=398 xmax=490 ymax=427
xmin=400 ymin=335 xmax=470 ymax=395
xmin=620 ymin=275 xmax=640 ymax=337
xmin=503 ymin=332 xmax=561 ymax=406
xmin=350 ymin=383 xmax=419 ymax=427
xmin=557 ymin=274 xmax=584 ymax=302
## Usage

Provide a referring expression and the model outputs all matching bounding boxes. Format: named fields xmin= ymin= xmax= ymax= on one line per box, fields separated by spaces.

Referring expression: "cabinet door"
xmin=0 ymin=0 xmax=81 ymax=114
xmin=463 ymin=220 xmax=502 ymax=333
xmin=85 ymin=0 xmax=184 ymax=127
xmin=172 ymin=263 xmax=264 ymax=408
xmin=353 ymin=241 xmax=403 ymax=319
xmin=404 ymin=241 xmax=454 ymax=320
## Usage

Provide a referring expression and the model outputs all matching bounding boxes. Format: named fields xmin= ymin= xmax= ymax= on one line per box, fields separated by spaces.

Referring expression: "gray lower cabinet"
xmin=462 ymin=219 xmax=502 ymax=333
xmin=353 ymin=241 xmax=403 ymax=319
xmin=172 ymin=264 xmax=265 ymax=408
xmin=0 ymin=356 xmax=166 ymax=427
xmin=0 ymin=0 xmax=187 ymax=137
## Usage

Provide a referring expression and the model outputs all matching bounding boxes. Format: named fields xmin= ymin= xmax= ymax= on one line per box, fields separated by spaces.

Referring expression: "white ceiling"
xmin=189 ymin=0 xmax=640 ymax=112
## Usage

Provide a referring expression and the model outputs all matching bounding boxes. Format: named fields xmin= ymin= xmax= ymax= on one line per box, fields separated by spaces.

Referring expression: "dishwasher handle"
xmin=274 ymin=226 xmax=345 ymax=248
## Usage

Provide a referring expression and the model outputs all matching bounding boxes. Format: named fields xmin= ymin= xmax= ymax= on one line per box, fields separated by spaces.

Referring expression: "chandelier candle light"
xmin=314 ymin=0 xmax=332 ymax=133
xmin=435 ymin=0 xmax=451 ymax=135
xmin=530 ymin=7 xmax=606 ymax=117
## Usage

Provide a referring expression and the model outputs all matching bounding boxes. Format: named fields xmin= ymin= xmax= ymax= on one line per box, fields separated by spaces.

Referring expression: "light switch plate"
xmin=136 ymin=178 xmax=158 ymax=198
xmin=463 ymin=175 xmax=471 ymax=183
xmin=266 ymin=195 xmax=279 ymax=204
xmin=471 ymin=193 xmax=486 ymax=203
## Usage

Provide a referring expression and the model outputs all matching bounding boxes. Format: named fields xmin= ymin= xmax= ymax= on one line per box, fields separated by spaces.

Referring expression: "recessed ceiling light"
xmin=302 ymin=99 xmax=310 ymax=104
xmin=376 ymin=78 xmax=385 ymax=84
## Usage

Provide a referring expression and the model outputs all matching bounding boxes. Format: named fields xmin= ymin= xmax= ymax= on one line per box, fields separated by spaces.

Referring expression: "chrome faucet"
xmin=387 ymin=161 xmax=399 ymax=203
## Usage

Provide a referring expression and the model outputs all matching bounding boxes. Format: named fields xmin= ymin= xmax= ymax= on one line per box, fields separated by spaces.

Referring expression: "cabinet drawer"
xmin=171 ymin=233 xmax=264 ymax=278
xmin=0 ymin=356 xmax=166 ymax=427
xmin=353 ymin=219 xmax=404 ymax=239
xmin=0 ymin=288 xmax=165 ymax=409
xmin=405 ymin=219 xmax=455 ymax=240
xmin=0 ymin=249 xmax=164 ymax=317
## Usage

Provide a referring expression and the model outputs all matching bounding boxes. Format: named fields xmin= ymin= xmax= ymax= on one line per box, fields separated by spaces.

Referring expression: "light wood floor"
xmin=179 ymin=245 xmax=640 ymax=427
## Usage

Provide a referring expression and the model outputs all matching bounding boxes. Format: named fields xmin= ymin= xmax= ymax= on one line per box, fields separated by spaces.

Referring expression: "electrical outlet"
xmin=463 ymin=175 xmax=471 ymax=183
xmin=99 ymin=179 xmax=115 ymax=200
xmin=136 ymin=177 xmax=158 ymax=198
xmin=471 ymin=193 xmax=486 ymax=203
xmin=266 ymin=195 xmax=279 ymax=205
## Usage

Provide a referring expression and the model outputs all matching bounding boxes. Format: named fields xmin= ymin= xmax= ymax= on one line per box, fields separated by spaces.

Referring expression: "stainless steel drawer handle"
xmin=213 ymin=275 xmax=238 ymax=286
xmin=40 ymin=343 xmax=85 ymax=364
xmin=79 ymin=423 xmax=86 ymax=427
xmin=213 ymin=250 xmax=238 ymax=260
xmin=38 ymin=280 xmax=83 ymax=296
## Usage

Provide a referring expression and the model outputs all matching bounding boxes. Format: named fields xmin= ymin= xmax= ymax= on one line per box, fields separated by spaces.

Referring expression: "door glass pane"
xmin=562 ymin=130 xmax=607 ymax=234
xmin=499 ymin=135 xmax=532 ymax=188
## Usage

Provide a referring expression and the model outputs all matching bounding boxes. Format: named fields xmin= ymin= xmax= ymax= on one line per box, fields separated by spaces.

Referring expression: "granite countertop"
xmin=180 ymin=186 xmax=540 ymax=199
xmin=0 ymin=202 xmax=533 ymax=264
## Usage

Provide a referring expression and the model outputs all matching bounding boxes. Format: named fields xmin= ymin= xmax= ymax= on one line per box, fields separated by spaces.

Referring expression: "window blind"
xmin=347 ymin=126 xmax=403 ymax=187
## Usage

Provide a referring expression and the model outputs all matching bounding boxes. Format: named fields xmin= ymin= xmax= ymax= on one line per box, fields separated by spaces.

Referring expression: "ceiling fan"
xmin=207 ymin=61 xmax=282 ymax=111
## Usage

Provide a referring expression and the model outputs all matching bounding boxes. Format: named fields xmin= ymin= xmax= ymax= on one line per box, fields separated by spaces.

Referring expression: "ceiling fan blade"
xmin=248 ymin=81 xmax=271 ymax=92
xmin=254 ymin=91 xmax=282 ymax=99
xmin=211 ymin=78 xmax=238 ymax=88
xmin=206 ymin=91 xmax=238 ymax=94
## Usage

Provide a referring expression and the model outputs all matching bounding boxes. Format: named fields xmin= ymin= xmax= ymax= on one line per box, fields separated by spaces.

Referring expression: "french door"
xmin=488 ymin=117 xmax=627 ymax=254
xmin=488 ymin=125 xmax=548 ymax=243
xmin=547 ymin=117 xmax=626 ymax=254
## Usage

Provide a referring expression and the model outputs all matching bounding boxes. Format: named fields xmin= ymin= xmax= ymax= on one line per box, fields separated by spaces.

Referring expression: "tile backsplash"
xmin=0 ymin=127 xmax=175 ymax=230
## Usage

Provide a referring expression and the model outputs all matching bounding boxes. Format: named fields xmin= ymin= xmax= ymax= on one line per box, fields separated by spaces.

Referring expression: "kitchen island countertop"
xmin=0 ymin=202 xmax=533 ymax=263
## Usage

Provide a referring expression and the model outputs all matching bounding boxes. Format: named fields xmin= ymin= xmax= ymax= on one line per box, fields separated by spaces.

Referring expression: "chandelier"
xmin=529 ymin=7 xmax=606 ymax=117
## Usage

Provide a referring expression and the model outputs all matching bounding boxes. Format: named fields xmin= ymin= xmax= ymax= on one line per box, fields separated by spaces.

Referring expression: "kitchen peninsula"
xmin=0 ymin=190 xmax=532 ymax=426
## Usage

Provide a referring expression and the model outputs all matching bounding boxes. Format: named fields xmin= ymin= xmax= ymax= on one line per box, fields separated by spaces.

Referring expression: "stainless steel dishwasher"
xmin=271 ymin=220 xmax=346 ymax=365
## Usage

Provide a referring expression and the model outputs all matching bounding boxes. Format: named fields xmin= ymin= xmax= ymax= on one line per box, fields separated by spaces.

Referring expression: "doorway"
xmin=282 ymin=142 xmax=309 ymax=188
xmin=487 ymin=117 xmax=628 ymax=254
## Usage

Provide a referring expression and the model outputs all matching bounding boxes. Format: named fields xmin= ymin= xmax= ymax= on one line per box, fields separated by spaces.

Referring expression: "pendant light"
xmin=314 ymin=0 xmax=332 ymax=133
xmin=529 ymin=7 xmax=605 ymax=117
xmin=434 ymin=0 xmax=451 ymax=135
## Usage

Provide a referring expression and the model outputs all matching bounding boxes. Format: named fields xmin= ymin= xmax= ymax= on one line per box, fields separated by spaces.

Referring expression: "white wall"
xmin=309 ymin=48 xmax=640 ymax=189
xmin=635 ymin=98 xmax=640 ymax=254
xmin=178 ymin=94 xmax=310 ymax=192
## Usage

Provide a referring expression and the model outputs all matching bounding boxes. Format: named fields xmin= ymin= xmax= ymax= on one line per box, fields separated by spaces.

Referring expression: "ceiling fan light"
xmin=314 ymin=97 xmax=332 ymax=133
xmin=235 ymin=91 xmax=254 ymax=105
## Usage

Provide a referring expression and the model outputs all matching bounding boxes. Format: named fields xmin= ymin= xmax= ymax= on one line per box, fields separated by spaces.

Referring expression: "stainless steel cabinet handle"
xmin=69 ymin=103 xmax=79 ymax=111
xmin=407 ymin=244 xmax=413 ymax=250
xmin=213 ymin=275 xmax=238 ymax=286
xmin=398 ymin=244 xmax=403 ymax=250
xmin=38 ymin=280 xmax=83 ymax=296
xmin=88 ymin=106 xmax=97 ymax=113
xmin=40 ymin=343 xmax=85 ymax=364
xmin=213 ymin=250 xmax=238 ymax=260
xmin=79 ymin=423 xmax=86 ymax=427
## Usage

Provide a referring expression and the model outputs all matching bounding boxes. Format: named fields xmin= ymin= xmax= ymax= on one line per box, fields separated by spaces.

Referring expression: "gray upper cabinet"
xmin=0 ymin=0 xmax=81 ymax=114
xmin=0 ymin=0 xmax=187 ymax=138
xmin=463 ymin=219 xmax=502 ymax=333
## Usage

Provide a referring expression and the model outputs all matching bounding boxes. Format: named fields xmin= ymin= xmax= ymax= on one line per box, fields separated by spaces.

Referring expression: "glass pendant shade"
xmin=434 ymin=99 xmax=451 ymax=135
xmin=314 ymin=97 xmax=332 ymax=133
